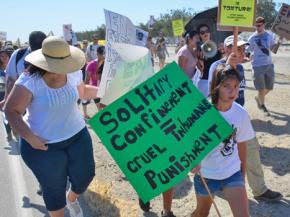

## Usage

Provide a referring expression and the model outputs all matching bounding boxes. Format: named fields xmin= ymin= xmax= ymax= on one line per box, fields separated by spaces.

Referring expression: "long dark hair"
xmin=183 ymin=30 xmax=198 ymax=44
xmin=26 ymin=64 xmax=47 ymax=77
xmin=210 ymin=64 xmax=242 ymax=105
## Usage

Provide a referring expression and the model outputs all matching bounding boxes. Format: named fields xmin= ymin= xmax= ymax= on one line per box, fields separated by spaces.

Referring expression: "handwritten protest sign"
xmin=63 ymin=24 xmax=73 ymax=43
xmin=90 ymin=62 xmax=233 ymax=202
xmin=101 ymin=43 xmax=154 ymax=105
xmin=172 ymin=19 xmax=184 ymax=37
xmin=271 ymin=3 xmax=290 ymax=40
xmin=218 ymin=0 xmax=256 ymax=31
xmin=98 ymin=10 xmax=150 ymax=101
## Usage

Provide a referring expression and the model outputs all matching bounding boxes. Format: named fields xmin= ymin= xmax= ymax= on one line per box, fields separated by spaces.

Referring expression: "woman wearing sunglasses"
xmin=195 ymin=24 xmax=222 ymax=98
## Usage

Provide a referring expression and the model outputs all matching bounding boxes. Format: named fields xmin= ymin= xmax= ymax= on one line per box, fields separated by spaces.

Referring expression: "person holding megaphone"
xmin=195 ymin=24 xmax=222 ymax=97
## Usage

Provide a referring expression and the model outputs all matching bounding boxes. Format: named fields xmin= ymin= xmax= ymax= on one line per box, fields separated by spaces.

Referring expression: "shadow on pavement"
xmin=251 ymin=111 xmax=290 ymax=136
xmin=260 ymin=146 xmax=290 ymax=176
xmin=173 ymin=175 xmax=193 ymax=199
xmin=83 ymin=190 xmax=121 ymax=217
xmin=249 ymin=197 xmax=290 ymax=217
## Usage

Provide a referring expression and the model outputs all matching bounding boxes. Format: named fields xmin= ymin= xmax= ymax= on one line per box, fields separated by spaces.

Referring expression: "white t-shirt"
xmin=200 ymin=102 xmax=255 ymax=180
xmin=247 ymin=31 xmax=275 ymax=68
xmin=6 ymin=48 xmax=30 ymax=80
xmin=15 ymin=70 xmax=86 ymax=143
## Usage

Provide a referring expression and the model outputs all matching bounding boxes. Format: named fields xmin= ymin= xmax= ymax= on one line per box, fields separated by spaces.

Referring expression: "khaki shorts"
xmin=253 ymin=64 xmax=275 ymax=90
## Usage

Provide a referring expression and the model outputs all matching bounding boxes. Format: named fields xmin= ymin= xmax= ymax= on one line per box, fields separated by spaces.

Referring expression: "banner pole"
xmin=233 ymin=26 xmax=239 ymax=55
xmin=198 ymin=172 xmax=222 ymax=217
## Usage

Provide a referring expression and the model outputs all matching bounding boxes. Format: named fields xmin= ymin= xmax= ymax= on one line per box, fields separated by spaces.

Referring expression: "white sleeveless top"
xmin=15 ymin=70 xmax=86 ymax=143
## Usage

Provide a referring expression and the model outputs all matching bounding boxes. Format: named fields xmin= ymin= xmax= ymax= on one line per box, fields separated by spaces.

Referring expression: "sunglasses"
xmin=200 ymin=30 xmax=210 ymax=35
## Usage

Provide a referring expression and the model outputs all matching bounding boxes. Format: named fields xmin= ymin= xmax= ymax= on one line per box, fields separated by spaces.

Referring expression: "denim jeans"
xmin=194 ymin=171 xmax=245 ymax=196
xmin=21 ymin=127 xmax=95 ymax=211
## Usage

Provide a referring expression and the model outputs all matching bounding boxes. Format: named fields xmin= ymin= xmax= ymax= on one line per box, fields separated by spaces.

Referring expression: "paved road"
xmin=0 ymin=114 xmax=92 ymax=217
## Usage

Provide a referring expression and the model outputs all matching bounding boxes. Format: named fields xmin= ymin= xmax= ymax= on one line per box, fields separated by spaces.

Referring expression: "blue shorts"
xmin=194 ymin=171 xmax=245 ymax=196
xmin=21 ymin=127 xmax=95 ymax=211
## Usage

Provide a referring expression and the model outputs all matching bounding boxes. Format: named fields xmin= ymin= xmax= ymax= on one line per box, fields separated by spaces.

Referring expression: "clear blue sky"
xmin=2 ymin=0 xmax=288 ymax=43
xmin=2 ymin=0 xmax=218 ymax=42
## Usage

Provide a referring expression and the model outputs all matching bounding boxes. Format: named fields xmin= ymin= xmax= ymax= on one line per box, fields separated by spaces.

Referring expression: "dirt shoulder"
xmin=84 ymin=46 xmax=290 ymax=217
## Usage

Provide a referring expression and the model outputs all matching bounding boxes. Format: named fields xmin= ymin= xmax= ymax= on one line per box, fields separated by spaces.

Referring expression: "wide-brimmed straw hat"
xmin=25 ymin=36 xmax=86 ymax=74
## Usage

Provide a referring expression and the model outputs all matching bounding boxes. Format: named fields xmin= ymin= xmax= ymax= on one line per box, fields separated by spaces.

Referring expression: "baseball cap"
xmin=224 ymin=35 xmax=249 ymax=47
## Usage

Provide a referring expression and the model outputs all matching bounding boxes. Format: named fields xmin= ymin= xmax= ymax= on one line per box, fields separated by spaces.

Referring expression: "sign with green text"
xmin=172 ymin=19 xmax=184 ymax=37
xmin=218 ymin=0 xmax=256 ymax=31
xmin=89 ymin=62 xmax=233 ymax=202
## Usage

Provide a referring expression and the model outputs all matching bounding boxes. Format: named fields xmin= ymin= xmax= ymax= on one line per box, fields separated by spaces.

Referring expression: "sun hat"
xmin=224 ymin=35 xmax=249 ymax=47
xmin=25 ymin=36 xmax=86 ymax=74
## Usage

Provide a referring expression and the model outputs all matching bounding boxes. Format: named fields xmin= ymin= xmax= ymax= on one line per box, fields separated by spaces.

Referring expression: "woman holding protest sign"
xmin=4 ymin=36 xmax=99 ymax=217
xmin=191 ymin=63 xmax=255 ymax=217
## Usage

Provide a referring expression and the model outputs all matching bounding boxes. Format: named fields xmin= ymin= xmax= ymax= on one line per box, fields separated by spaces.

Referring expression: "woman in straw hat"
xmin=4 ymin=36 xmax=98 ymax=217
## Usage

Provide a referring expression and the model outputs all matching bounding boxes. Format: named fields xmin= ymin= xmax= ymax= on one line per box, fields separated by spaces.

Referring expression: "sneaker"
xmin=261 ymin=104 xmax=271 ymax=116
xmin=255 ymin=96 xmax=262 ymax=109
xmin=161 ymin=211 xmax=176 ymax=217
xmin=138 ymin=198 xmax=150 ymax=212
xmin=66 ymin=198 xmax=84 ymax=217
xmin=254 ymin=189 xmax=282 ymax=202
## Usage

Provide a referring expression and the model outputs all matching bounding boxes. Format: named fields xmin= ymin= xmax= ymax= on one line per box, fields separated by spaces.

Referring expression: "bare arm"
xmin=0 ymin=77 xmax=16 ymax=110
xmin=4 ymin=85 xmax=48 ymax=150
xmin=77 ymin=81 xmax=98 ymax=100
xmin=84 ymin=71 xmax=91 ymax=85
xmin=237 ymin=141 xmax=247 ymax=178
xmin=178 ymin=56 xmax=188 ymax=73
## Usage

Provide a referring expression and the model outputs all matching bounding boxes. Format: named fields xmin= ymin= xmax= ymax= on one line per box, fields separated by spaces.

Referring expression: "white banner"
xmin=101 ymin=43 xmax=154 ymax=105
xmin=98 ymin=9 xmax=150 ymax=102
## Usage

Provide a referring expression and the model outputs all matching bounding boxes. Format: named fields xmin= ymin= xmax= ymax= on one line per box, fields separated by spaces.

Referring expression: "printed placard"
xmin=271 ymin=3 xmax=290 ymax=40
xmin=89 ymin=62 xmax=233 ymax=202
xmin=218 ymin=0 xmax=256 ymax=31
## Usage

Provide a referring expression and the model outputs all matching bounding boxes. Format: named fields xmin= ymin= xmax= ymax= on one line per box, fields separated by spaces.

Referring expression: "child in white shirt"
xmin=191 ymin=65 xmax=255 ymax=217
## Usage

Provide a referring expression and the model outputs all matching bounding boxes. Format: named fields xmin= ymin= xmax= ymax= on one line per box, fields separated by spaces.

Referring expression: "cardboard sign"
xmin=135 ymin=28 xmax=149 ymax=47
xmin=172 ymin=19 xmax=184 ymax=37
xmin=101 ymin=43 xmax=154 ymax=105
xmin=0 ymin=31 xmax=7 ymax=41
xmin=63 ymin=24 xmax=73 ymax=42
xmin=218 ymin=0 xmax=256 ymax=31
xmin=271 ymin=3 xmax=290 ymax=40
xmin=89 ymin=62 xmax=234 ymax=202
xmin=98 ymin=10 xmax=144 ymax=99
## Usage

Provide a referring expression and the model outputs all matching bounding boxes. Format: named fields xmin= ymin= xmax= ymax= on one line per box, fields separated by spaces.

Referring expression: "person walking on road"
xmin=4 ymin=36 xmax=99 ymax=217
xmin=247 ymin=17 xmax=280 ymax=116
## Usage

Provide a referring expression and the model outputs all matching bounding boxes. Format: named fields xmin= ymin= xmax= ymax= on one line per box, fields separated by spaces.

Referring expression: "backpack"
xmin=15 ymin=48 xmax=28 ymax=75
